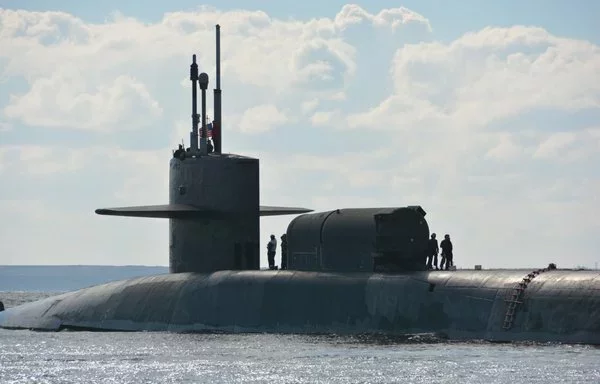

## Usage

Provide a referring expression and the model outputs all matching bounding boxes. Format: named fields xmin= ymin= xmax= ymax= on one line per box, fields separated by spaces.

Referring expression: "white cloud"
xmin=310 ymin=110 xmax=341 ymax=126
xmin=239 ymin=104 xmax=288 ymax=134
xmin=301 ymin=99 xmax=319 ymax=114
xmin=344 ymin=26 xmax=600 ymax=135
xmin=3 ymin=68 xmax=163 ymax=132
xmin=333 ymin=4 xmax=432 ymax=32
xmin=533 ymin=131 xmax=577 ymax=158
xmin=0 ymin=5 xmax=599 ymax=271
xmin=485 ymin=133 xmax=523 ymax=161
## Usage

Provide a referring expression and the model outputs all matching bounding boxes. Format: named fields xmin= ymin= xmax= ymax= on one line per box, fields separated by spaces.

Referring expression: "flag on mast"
xmin=205 ymin=115 xmax=213 ymax=138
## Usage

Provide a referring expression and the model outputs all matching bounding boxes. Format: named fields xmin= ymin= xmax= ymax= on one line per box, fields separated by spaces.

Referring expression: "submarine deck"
xmin=1 ymin=269 xmax=599 ymax=344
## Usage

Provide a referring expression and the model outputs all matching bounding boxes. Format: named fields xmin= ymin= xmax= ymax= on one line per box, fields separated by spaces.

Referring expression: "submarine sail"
xmin=94 ymin=25 xmax=312 ymax=274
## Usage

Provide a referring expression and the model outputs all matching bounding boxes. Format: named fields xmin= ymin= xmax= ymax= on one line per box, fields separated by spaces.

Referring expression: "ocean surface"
xmin=1 ymin=266 xmax=599 ymax=384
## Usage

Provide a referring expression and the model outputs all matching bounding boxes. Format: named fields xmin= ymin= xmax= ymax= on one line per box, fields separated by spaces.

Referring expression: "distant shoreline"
xmin=0 ymin=265 xmax=168 ymax=268
xmin=0 ymin=265 xmax=169 ymax=292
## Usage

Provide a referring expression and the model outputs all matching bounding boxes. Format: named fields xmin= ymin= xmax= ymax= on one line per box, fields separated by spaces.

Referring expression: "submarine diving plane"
xmin=1 ymin=25 xmax=599 ymax=344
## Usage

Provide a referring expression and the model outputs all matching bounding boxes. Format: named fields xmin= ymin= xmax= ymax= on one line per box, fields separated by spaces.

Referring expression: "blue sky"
xmin=0 ymin=1 xmax=599 ymax=269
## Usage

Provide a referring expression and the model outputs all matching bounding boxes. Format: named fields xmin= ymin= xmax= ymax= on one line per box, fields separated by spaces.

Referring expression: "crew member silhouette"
xmin=267 ymin=234 xmax=277 ymax=270
xmin=440 ymin=234 xmax=453 ymax=270
xmin=173 ymin=144 xmax=185 ymax=159
xmin=427 ymin=233 xmax=439 ymax=270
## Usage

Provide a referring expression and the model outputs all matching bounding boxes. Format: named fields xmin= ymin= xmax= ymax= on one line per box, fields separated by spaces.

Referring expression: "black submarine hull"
xmin=1 ymin=269 xmax=599 ymax=344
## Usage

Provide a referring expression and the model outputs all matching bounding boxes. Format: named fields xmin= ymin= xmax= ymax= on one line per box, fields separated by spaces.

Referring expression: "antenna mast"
xmin=190 ymin=54 xmax=199 ymax=151
xmin=199 ymin=72 xmax=209 ymax=154
xmin=213 ymin=24 xmax=222 ymax=154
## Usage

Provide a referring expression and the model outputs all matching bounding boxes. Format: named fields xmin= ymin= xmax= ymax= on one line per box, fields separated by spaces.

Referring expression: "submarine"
xmin=1 ymin=25 xmax=600 ymax=345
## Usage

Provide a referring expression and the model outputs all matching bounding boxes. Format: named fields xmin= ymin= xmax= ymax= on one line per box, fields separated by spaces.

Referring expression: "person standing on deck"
xmin=426 ymin=233 xmax=439 ymax=270
xmin=440 ymin=234 xmax=453 ymax=270
xmin=267 ymin=234 xmax=277 ymax=270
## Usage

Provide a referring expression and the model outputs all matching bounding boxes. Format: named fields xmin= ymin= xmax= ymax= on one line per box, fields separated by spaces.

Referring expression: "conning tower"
xmin=95 ymin=25 xmax=312 ymax=273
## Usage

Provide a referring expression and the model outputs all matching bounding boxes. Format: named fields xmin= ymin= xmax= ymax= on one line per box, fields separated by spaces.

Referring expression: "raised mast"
xmin=190 ymin=54 xmax=199 ymax=152
xmin=213 ymin=24 xmax=222 ymax=153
